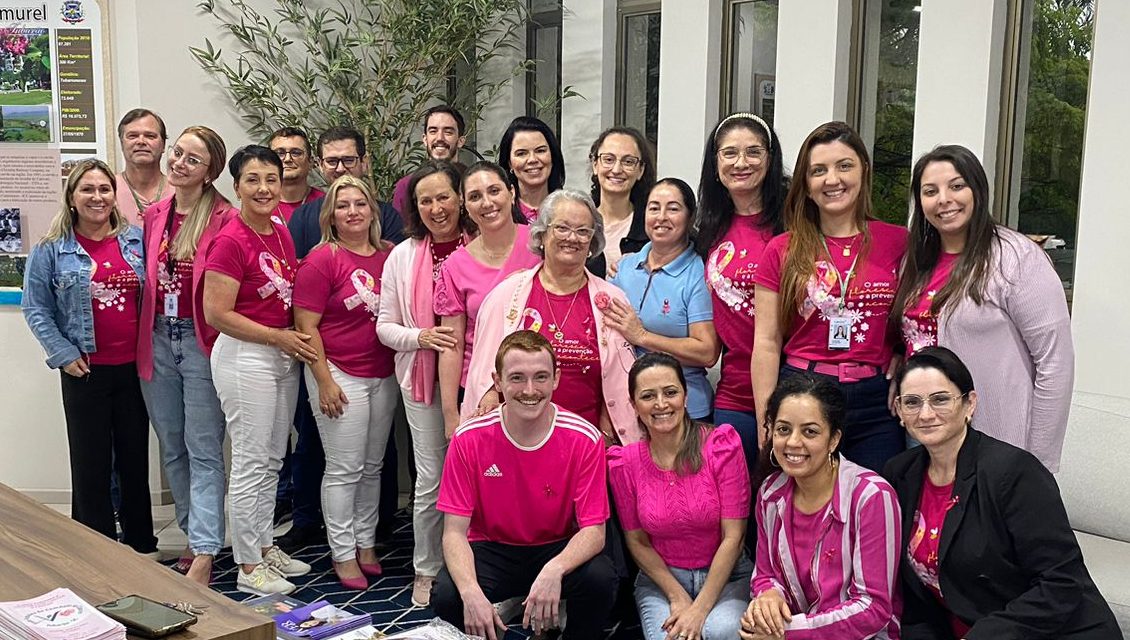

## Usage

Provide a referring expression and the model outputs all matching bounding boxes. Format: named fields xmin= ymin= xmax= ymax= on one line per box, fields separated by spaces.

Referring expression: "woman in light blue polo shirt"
xmin=605 ymin=178 xmax=721 ymax=420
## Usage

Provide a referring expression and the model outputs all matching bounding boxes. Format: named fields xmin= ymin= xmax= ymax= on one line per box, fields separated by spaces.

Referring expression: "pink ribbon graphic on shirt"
xmin=343 ymin=268 xmax=380 ymax=316
xmin=257 ymin=252 xmax=292 ymax=307
xmin=801 ymin=260 xmax=841 ymax=320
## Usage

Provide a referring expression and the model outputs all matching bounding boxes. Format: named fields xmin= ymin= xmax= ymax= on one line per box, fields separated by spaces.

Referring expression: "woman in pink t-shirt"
xmin=696 ymin=112 xmax=788 ymax=473
xmin=889 ymin=145 xmax=1073 ymax=473
xmin=204 ymin=145 xmax=315 ymax=596
xmin=609 ymin=353 xmax=752 ymax=640
xmin=136 ymin=125 xmax=237 ymax=585
xmin=434 ymin=161 xmax=539 ymax=437
xmin=293 ymin=175 xmax=396 ymax=591
xmin=741 ymin=373 xmax=901 ymax=640
xmin=751 ymin=122 xmax=908 ymax=472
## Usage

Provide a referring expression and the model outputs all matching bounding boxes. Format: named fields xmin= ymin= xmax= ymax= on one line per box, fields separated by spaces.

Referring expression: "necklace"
xmin=123 ymin=171 xmax=166 ymax=217
xmin=543 ymin=280 xmax=583 ymax=342
xmin=430 ymin=234 xmax=464 ymax=280
xmin=824 ymin=234 xmax=860 ymax=257
xmin=246 ymin=217 xmax=291 ymax=274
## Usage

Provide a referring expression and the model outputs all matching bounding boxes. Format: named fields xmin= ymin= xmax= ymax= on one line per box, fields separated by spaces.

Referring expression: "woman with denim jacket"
xmin=22 ymin=159 xmax=158 ymax=555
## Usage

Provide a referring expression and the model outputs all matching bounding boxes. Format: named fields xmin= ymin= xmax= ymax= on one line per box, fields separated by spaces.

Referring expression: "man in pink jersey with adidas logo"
xmin=432 ymin=330 xmax=617 ymax=640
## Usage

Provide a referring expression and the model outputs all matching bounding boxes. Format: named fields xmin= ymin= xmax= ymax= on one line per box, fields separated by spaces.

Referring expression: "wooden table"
xmin=0 ymin=483 xmax=273 ymax=640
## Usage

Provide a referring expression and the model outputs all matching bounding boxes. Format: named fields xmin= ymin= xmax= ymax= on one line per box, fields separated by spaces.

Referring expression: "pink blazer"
xmin=460 ymin=266 xmax=643 ymax=444
xmin=136 ymin=194 xmax=238 ymax=380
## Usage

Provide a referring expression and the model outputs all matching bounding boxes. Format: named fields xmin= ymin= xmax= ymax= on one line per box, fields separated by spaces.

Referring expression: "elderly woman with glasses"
xmin=460 ymin=189 xmax=641 ymax=444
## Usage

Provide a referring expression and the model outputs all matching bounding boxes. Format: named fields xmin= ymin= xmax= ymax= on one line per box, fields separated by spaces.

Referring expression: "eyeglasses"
xmin=717 ymin=145 xmax=767 ymax=166
xmin=895 ymin=392 xmax=968 ymax=415
xmin=322 ymin=155 xmax=360 ymax=169
xmin=549 ymin=224 xmax=595 ymax=241
xmin=274 ymin=148 xmax=307 ymax=159
xmin=594 ymin=153 xmax=641 ymax=170
xmin=168 ymin=145 xmax=208 ymax=168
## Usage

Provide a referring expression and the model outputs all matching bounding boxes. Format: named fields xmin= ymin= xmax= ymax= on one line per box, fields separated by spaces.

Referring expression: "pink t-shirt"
xmin=608 ymin=425 xmax=750 ymax=569
xmin=205 ymin=217 xmax=297 ymax=329
xmin=753 ymin=220 xmax=907 ymax=368
xmin=790 ymin=504 xmax=828 ymax=606
xmin=273 ymin=187 xmax=324 ymax=224
xmin=909 ymin=475 xmax=970 ymax=638
xmin=901 ymin=252 xmax=959 ymax=356
xmin=433 ymin=224 xmax=540 ymax=382
xmin=155 ymin=213 xmax=195 ymax=319
xmin=293 ymin=243 xmax=395 ymax=379
xmin=520 ymin=278 xmax=602 ymax=426
xmin=115 ymin=173 xmax=174 ymax=226
xmin=77 ymin=235 xmax=141 ymax=365
xmin=518 ymin=200 xmax=538 ymax=222
xmin=706 ymin=214 xmax=777 ymax=411
xmin=437 ymin=405 xmax=609 ymax=545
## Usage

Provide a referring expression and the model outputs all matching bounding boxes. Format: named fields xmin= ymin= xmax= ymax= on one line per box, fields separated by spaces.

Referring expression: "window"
xmin=722 ymin=0 xmax=779 ymax=127
xmin=855 ymin=0 xmax=920 ymax=224
xmin=527 ymin=0 xmax=563 ymax=136
xmin=617 ymin=2 xmax=661 ymax=147
xmin=1000 ymin=0 xmax=1093 ymax=298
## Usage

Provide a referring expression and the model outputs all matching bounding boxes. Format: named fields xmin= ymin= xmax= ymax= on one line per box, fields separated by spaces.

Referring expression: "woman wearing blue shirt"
xmin=605 ymin=178 xmax=720 ymax=420
xmin=22 ymin=159 xmax=158 ymax=554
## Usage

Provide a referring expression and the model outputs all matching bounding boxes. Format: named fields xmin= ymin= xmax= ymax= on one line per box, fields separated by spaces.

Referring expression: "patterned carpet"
xmin=203 ymin=509 xmax=643 ymax=639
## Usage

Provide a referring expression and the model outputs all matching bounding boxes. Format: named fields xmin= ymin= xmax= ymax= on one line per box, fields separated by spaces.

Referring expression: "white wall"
xmin=560 ymin=0 xmax=616 ymax=191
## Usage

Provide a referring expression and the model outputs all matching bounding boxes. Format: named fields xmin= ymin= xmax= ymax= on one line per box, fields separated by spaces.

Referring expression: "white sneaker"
xmin=237 ymin=563 xmax=295 ymax=596
xmin=264 ymin=545 xmax=311 ymax=577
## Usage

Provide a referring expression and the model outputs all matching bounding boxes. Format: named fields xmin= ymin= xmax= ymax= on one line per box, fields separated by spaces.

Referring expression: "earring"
xmin=965 ymin=415 xmax=972 ymax=427
xmin=769 ymin=450 xmax=781 ymax=468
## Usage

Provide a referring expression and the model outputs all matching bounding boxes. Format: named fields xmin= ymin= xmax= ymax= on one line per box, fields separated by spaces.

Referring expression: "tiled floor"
xmin=45 ymin=502 xmax=642 ymax=638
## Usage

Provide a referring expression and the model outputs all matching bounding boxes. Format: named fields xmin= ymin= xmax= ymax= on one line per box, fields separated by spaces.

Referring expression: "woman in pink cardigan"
xmin=742 ymin=373 xmax=901 ymax=640
xmin=461 ymin=189 xmax=640 ymax=444
xmin=135 ymin=125 xmax=237 ymax=585
xmin=890 ymin=145 xmax=1074 ymax=472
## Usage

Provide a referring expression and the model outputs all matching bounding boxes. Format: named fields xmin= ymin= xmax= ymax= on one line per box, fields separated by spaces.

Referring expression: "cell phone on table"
xmin=96 ymin=595 xmax=198 ymax=638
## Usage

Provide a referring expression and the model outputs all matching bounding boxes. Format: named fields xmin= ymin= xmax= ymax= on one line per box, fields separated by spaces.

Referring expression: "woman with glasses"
xmin=890 ymin=145 xmax=1073 ymax=472
xmin=751 ymin=122 xmax=908 ymax=473
xmin=697 ymin=113 xmax=788 ymax=469
xmin=497 ymin=116 xmax=566 ymax=221
xmin=462 ymin=189 xmax=640 ymax=444
xmin=204 ymin=145 xmax=315 ymax=595
xmin=434 ymin=161 xmax=539 ymax=437
xmin=136 ymin=126 xmax=236 ymax=585
xmin=606 ymin=179 xmax=719 ymax=421
xmin=22 ymin=159 xmax=159 ymax=557
xmin=588 ymin=126 xmax=655 ymax=274
xmin=885 ymin=347 xmax=1117 ymax=639
xmin=741 ymin=373 xmax=901 ymax=640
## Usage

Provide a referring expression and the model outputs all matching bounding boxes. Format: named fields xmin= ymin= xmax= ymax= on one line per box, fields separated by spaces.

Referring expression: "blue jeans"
xmin=712 ymin=409 xmax=759 ymax=474
xmin=635 ymin=555 xmax=753 ymax=640
xmin=139 ymin=317 xmax=226 ymax=555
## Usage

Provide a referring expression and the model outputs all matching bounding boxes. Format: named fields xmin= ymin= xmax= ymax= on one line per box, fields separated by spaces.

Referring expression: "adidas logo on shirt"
xmin=483 ymin=464 xmax=502 ymax=478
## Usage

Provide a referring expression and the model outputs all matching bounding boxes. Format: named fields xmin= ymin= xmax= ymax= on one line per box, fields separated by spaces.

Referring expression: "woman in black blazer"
xmin=883 ymin=347 xmax=1118 ymax=640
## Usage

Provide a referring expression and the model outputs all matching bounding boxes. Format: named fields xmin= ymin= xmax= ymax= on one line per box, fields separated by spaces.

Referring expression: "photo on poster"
xmin=0 ymin=207 xmax=21 ymax=253
xmin=0 ymin=28 xmax=52 ymax=110
xmin=0 ymin=254 xmax=26 ymax=288
xmin=0 ymin=104 xmax=51 ymax=142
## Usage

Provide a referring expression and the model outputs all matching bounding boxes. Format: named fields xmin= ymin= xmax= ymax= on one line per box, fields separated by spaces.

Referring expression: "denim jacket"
xmin=22 ymin=226 xmax=146 ymax=368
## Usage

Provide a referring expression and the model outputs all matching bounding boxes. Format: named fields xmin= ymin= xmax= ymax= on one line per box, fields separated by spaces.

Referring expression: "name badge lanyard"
xmin=822 ymin=236 xmax=858 ymax=350
xmin=821 ymin=235 xmax=859 ymax=315
xmin=163 ymin=196 xmax=180 ymax=316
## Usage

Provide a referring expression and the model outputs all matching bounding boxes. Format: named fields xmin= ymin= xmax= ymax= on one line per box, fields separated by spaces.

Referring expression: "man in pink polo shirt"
xmin=433 ymin=330 xmax=617 ymax=640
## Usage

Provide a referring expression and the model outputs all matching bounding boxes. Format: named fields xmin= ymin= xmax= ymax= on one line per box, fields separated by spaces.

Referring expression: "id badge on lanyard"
xmin=822 ymin=237 xmax=858 ymax=351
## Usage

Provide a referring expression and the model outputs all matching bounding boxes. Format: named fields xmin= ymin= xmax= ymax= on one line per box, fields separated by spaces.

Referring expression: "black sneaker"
xmin=373 ymin=520 xmax=395 ymax=550
xmin=275 ymin=523 xmax=326 ymax=553
xmin=273 ymin=499 xmax=293 ymax=527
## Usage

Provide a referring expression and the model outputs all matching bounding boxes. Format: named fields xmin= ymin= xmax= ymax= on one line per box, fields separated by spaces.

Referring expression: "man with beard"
xmin=115 ymin=109 xmax=174 ymax=224
xmin=268 ymin=126 xmax=323 ymax=223
xmin=432 ymin=331 xmax=617 ymax=640
xmin=391 ymin=105 xmax=467 ymax=216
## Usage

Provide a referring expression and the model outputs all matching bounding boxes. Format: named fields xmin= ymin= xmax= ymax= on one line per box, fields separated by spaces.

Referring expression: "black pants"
xmin=60 ymin=363 xmax=157 ymax=552
xmin=432 ymin=539 xmax=618 ymax=640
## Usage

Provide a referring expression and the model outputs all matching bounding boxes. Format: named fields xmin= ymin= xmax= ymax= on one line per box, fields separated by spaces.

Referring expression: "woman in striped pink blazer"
xmin=741 ymin=373 xmax=902 ymax=640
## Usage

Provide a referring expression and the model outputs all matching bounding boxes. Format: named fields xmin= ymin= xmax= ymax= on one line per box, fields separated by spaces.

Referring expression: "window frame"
xmin=526 ymin=1 xmax=564 ymax=134
xmin=615 ymin=0 xmax=662 ymax=145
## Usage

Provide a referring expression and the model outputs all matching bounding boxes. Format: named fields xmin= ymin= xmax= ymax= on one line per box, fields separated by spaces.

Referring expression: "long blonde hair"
xmin=170 ymin=126 xmax=227 ymax=261
xmin=42 ymin=159 xmax=128 ymax=244
xmin=318 ymin=175 xmax=383 ymax=248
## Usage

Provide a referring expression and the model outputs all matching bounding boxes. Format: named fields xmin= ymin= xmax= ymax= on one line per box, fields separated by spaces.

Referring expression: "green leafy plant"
xmin=190 ymin=0 xmax=535 ymax=195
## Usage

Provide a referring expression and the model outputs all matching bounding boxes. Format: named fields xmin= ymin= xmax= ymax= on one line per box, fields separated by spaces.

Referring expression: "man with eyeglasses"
xmin=269 ymin=126 xmax=323 ymax=223
xmin=115 ymin=108 xmax=175 ymax=224
xmin=277 ymin=125 xmax=405 ymax=553
xmin=391 ymin=105 xmax=467 ymax=217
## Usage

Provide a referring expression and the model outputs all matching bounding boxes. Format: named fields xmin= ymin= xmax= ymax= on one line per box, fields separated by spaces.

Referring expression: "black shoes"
xmin=275 ymin=522 xmax=326 ymax=553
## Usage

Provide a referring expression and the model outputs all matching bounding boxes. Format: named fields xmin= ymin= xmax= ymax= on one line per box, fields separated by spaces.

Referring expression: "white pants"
xmin=211 ymin=334 xmax=299 ymax=565
xmin=403 ymin=392 xmax=448 ymax=577
xmin=306 ymin=362 xmax=398 ymax=562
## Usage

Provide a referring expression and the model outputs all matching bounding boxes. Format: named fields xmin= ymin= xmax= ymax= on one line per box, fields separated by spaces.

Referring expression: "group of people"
xmin=20 ymin=102 xmax=1119 ymax=639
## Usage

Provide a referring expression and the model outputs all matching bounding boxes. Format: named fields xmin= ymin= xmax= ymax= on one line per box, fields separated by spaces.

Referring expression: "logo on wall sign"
xmin=60 ymin=1 xmax=85 ymax=24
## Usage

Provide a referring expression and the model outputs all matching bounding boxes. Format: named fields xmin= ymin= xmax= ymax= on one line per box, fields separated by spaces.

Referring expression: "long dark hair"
xmin=695 ymin=114 xmax=787 ymax=257
xmin=404 ymin=161 xmax=475 ymax=240
xmin=889 ymin=145 xmax=1001 ymax=338
xmin=461 ymin=160 xmax=527 ymax=225
xmin=628 ymin=353 xmax=709 ymax=475
xmin=497 ymin=116 xmax=565 ymax=201
xmin=588 ymin=126 xmax=656 ymax=215
xmin=752 ymin=373 xmax=846 ymax=491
